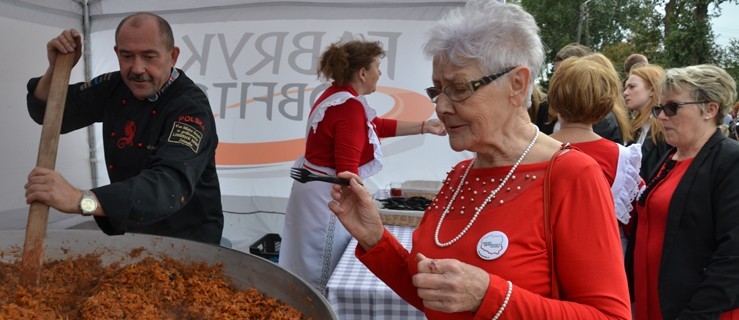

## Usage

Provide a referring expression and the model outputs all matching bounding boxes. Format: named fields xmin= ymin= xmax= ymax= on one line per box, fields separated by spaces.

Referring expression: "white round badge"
xmin=477 ymin=231 xmax=509 ymax=260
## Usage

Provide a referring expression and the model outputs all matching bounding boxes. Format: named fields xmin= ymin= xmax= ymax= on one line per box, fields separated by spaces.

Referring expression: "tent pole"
xmin=77 ymin=0 xmax=99 ymax=188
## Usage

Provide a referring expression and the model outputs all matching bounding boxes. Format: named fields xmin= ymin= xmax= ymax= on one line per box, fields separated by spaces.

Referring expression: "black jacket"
xmin=631 ymin=129 xmax=739 ymax=319
xmin=27 ymin=70 xmax=223 ymax=244
xmin=639 ymin=134 xmax=672 ymax=180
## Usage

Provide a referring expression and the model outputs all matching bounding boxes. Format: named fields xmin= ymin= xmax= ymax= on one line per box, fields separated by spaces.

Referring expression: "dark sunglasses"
xmin=652 ymin=101 xmax=709 ymax=117
xmin=425 ymin=67 xmax=516 ymax=103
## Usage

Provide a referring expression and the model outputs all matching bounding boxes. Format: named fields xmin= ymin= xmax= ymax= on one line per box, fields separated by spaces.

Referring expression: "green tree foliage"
xmin=620 ymin=0 xmax=664 ymax=64
xmin=715 ymin=39 xmax=739 ymax=93
xmin=520 ymin=0 xmax=738 ymax=93
xmin=520 ymin=0 xmax=633 ymax=63
xmin=660 ymin=0 xmax=718 ymax=67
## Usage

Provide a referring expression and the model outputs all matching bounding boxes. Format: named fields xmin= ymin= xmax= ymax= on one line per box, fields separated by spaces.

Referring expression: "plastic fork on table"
xmin=290 ymin=167 xmax=351 ymax=186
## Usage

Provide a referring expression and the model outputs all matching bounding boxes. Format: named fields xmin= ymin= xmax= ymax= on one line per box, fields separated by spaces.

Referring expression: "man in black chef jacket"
xmin=24 ymin=12 xmax=223 ymax=244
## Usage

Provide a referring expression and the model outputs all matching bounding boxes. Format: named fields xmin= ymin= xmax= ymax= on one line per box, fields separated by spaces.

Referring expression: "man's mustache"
xmin=128 ymin=74 xmax=151 ymax=82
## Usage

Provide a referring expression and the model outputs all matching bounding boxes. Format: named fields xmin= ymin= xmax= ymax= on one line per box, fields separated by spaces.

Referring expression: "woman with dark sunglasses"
xmin=630 ymin=64 xmax=739 ymax=319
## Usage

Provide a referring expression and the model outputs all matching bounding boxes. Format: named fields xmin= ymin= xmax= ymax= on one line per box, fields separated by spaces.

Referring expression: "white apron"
xmin=279 ymin=91 xmax=383 ymax=293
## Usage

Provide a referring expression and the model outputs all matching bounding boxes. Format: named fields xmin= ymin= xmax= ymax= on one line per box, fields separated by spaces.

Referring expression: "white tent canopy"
xmin=0 ymin=0 xmax=469 ymax=252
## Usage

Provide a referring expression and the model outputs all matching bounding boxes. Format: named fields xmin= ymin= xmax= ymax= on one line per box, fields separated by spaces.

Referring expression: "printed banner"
xmin=90 ymin=13 xmax=470 ymax=212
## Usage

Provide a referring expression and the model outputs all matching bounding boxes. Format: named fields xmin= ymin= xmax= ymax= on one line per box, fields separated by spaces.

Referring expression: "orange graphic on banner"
xmin=216 ymin=86 xmax=435 ymax=166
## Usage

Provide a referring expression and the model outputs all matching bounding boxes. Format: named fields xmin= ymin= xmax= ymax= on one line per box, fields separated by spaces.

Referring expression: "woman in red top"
xmin=548 ymin=55 xmax=642 ymax=250
xmin=279 ymin=39 xmax=446 ymax=292
xmin=327 ymin=1 xmax=631 ymax=319
xmin=632 ymin=64 xmax=739 ymax=319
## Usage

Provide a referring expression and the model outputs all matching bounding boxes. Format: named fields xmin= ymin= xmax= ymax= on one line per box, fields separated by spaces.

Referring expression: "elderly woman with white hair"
xmin=327 ymin=1 xmax=631 ymax=319
xmin=631 ymin=64 xmax=739 ymax=320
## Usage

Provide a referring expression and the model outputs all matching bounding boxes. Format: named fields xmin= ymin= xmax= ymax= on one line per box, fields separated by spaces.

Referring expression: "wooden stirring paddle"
xmin=21 ymin=53 xmax=75 ymax=286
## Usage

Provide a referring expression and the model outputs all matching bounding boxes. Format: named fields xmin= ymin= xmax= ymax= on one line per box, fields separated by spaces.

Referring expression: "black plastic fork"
xmin=290 ymin=167 xmax=350 ymax=186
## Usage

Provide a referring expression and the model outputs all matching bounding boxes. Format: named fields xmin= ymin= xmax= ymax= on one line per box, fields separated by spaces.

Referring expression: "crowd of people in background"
xmin=536 ymin=45 xmax=739 ymax=320
xmin=525 ymin=34 xmax=739 ymax=320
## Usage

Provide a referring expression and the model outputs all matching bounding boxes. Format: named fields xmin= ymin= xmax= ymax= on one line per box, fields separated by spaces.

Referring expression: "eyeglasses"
xmin=425 ymin=67 xmax=516 ymax=103
xmin=652 ymin=101 xmax=709 ymax=117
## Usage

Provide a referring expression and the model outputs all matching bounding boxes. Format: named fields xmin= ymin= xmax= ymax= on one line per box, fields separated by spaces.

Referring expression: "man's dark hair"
xmin=554 ymin=43 xmax=590 ymax=62
xmin=623 ymin=53 xmax=649 ymax=74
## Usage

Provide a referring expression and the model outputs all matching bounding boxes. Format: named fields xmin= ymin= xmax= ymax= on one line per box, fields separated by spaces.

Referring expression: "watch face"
xmin=81 ymin=198 xmax=97 ymax=213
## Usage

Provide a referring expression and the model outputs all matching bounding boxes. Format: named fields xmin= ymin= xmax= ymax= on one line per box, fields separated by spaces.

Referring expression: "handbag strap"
xmin=544 ymin=143 xmax=571 ymax=300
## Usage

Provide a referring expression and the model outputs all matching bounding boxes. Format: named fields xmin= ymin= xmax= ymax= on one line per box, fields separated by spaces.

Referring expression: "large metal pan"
xmin=0 ymin=230 xmax=337 ymax=320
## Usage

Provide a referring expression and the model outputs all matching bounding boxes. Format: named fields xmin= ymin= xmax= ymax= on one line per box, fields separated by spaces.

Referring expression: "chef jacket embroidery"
xmin=79 ymin=72 xmax=113 ymax=91
xmin=168 ymin=121 xmax=203 ymax=153
xmin=117 ymin=120 xmax=136 ymax=149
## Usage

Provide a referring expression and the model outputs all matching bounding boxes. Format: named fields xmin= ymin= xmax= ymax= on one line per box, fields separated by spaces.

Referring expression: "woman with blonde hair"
xmin=527 ymin=84 xmax=546 ymax=123
xmin=624 ymin=64 xmax=670 ymax=178
xmin=631 ymin=64 xmax=739 ymax=319
xmin=583 ymin=53 xmax=633 ymax=144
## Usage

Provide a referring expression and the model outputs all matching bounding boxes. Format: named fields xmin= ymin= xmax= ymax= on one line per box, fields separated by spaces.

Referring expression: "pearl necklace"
xmin=435 ymin=125 xmax=539 ymax=247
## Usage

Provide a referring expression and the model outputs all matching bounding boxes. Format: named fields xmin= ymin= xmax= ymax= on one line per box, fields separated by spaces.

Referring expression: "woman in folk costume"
xmin=279 ymin=38 xmax=446 ymax=291
xmin=548 ymin=55 xmax=642 ymax=253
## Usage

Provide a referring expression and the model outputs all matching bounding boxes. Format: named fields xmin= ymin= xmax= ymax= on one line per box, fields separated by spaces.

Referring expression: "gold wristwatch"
xmin=80 ymin=190 xmax=98 ymax=216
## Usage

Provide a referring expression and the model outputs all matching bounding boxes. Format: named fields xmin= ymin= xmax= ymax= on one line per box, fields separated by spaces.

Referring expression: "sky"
xmin=713 ymin=2 xmax=739 ymax=47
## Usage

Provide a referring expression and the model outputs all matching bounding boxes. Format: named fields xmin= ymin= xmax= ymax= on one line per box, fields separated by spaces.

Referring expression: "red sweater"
xmin=358 ymin=151 xmax=631 ymax=319
xmin=304 ymin=84 xmax=397 ymax=174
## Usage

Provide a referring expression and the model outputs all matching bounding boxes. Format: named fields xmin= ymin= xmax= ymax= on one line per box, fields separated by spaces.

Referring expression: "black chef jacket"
xmin=26 ymin=69 xmax=223 ymax=244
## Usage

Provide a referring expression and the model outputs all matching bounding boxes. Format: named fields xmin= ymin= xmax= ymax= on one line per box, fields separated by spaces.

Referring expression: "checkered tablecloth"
xmin=326 ymin=225 xmax=427 ymax=320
